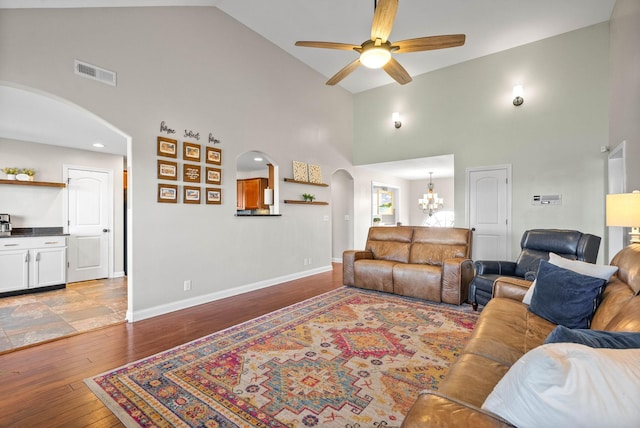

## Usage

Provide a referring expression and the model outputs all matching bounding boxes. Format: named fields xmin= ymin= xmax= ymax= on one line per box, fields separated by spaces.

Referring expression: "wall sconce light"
xmin=513 ymin=85 xmax=524 ymax=106
xmin=392 ymin=112 xmax=402 ymax=128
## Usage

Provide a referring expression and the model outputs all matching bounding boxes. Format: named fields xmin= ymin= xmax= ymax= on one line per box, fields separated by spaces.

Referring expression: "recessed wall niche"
xmin=236 ymin=150 xmax=279 ymax=216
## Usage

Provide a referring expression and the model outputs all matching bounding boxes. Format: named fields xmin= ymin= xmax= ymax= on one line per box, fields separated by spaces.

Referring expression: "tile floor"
xmin=0 ymin=277 xmax=127 ymax=353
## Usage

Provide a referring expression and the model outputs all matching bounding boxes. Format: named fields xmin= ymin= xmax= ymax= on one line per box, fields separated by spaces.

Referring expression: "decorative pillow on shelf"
xmin=545 ymin=325 xmax=640 ymax=349
xmin=522 ymin=253 xmax=618 ymax=305
xmin=527 ymin=260 xmax=606 ymax=328
xmin=481 ymin=343 xmax=640 ymax=428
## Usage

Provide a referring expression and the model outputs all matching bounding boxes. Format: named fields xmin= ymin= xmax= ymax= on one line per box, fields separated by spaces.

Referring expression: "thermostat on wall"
xmin=532 ymin=194 xmax=562 ymax=205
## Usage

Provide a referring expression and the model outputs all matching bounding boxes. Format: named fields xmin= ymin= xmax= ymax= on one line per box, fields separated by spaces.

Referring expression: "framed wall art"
xmin=157 ymin=136 xmax=178 ymax=158
xmin=205 ymin=167 xmax=222 ymax=185
xmin=183 ymin=164 xmax=201 ymax=183
xmin=308 ymin=164 xmax=322 ymax=184
xmin=206 ymin=187 xmax=222 ymax=205
xmin=183 ymin=142 xmax=201 ymax=161
xmin=293 ymin=161 xmax=308 ymax=182
xmin=206 ymin=147 xmax=222 ymax=165
xmin=157 ymin=160 xmax=178 ymax=180
xmin=158 ymin=183 xmax=178 ymax=203
xmin=184 ymin=186 xmax=201 ymax=204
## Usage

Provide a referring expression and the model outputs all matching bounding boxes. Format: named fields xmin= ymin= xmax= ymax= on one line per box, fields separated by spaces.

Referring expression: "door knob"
xmin=103 ymin=229 xmax=110 ymax=233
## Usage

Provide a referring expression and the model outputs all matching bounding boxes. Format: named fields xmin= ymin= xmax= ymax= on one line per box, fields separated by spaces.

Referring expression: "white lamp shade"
xmin=513 ymin=84 xmax=524 ymax=98
xmin=606 ymin=192 xmax=640 ymax=227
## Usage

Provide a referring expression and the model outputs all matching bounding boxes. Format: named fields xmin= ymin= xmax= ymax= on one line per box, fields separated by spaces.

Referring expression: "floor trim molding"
xmin=127 ymin=265 xmax=333 ymax=322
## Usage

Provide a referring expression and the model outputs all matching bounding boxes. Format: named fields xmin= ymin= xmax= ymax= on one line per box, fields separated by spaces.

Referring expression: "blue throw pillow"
xmin=528 ymin=260 xmax=606 ymax=329
xmin=545 ymin=325 xmax=640 ymax=349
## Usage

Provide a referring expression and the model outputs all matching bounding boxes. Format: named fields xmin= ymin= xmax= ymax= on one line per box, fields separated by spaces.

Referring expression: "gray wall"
xmin=610 ymin=0 xmax=640 ymax=190
xmin=354 ymin=23 xmax=610 ymax=260
xmin=0 ymin=7 xmax=356 ymax=320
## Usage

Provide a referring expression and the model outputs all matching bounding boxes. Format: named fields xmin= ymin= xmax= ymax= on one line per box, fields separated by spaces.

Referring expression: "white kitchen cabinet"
xmin=0 ymin=237 xmax=67 ymax=293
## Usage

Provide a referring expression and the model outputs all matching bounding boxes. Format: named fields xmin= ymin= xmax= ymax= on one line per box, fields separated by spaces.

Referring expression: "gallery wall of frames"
xmin=156 ymin=135 xmax=223 ymax=205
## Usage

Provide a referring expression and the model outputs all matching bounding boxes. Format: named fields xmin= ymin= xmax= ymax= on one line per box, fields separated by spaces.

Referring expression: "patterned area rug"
xmin=85 ymin=287 xmax=478 ymax=427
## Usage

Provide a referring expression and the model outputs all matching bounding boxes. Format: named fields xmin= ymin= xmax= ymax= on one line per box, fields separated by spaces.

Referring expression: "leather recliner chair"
xmin=470 ymin=229 xmax=601 ymax=310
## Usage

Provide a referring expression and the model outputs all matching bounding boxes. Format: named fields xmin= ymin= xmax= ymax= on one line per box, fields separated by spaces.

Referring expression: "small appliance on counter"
xmin=0 ymin=214 xmax=12 ymax=237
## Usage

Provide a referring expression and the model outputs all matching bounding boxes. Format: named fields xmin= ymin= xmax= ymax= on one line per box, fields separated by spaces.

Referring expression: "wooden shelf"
xmin=0 ymin=179 xmax=66 ymax=188
xmin=284 ymin=178 xmax=328 ymax=187
xmin=284 ymin=200 xmax=329 ymax=205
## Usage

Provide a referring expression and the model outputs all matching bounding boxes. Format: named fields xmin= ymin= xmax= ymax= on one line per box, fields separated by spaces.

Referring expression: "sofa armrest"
xmin=493 ymin=276 xmax=532 ymax=302
xmin=401 ymin=391 xmax=514 ymax=428
xmin=442 ymin=258 xmax=474 ymax=305
xmin=474 ymin=260 xmax=517 ymax=276
xmin=342 ymin=250 xmax=373 ymax=286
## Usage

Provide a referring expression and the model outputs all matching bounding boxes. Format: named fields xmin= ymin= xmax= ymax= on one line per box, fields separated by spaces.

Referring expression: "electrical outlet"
xmin=184 ymin=280 xmax=191 ymax=291
xmin=308 ymin=258 xmax=312 ymax=264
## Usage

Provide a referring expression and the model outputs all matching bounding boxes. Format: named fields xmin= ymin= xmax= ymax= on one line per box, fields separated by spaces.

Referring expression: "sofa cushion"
xmin=544 ymin=325 xmax=640 ymax=349
xmin=393 ymin=263 xmax=442 ymax=301
xmin=464 ymin=298 xmax=556 ymax=367
xmin=365 ymin=227 xmax=413 ymax=263
xmin=353 ymin=259 xmax=396 ymax=293
xmin=523 ymin=252 xmax=618 ymax=305
xmin=409 ymin=227 xmax=470 ymax=265
xmin=528 ymin=260 xmax=606 ymax=329
xmin=482 ymin=343 xmax=640 ymax=428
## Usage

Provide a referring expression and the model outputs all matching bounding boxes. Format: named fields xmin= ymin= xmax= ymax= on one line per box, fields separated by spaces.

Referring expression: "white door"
xmin=467 ymin=166 xmax=511 ymax=261
xmin=67 ymin=168 xmax=111 ymax=282
xmin=608 ymin=141 xmax=626 ymax=262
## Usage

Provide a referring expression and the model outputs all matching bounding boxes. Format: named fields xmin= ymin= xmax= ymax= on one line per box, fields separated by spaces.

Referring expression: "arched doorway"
xmin=330 ymin=169 xmax=354 ymax=262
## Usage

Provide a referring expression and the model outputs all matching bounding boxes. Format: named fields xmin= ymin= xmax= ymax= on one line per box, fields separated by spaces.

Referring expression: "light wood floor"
xmin=0 ymin=265 xmax=343 ymax=427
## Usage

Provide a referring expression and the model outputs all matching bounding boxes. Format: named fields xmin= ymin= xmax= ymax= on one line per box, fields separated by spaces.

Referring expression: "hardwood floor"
xmin=0 ymin=264 xmax=343 ymax=427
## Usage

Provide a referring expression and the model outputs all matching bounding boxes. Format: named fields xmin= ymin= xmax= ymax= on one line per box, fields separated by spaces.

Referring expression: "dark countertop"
xmin=0 ymin=227 xmax=69 ymax=238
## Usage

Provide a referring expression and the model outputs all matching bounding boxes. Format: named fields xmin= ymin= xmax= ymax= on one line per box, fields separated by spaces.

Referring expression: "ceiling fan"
xmin=295 ymin=0 xmax=466 ymax=86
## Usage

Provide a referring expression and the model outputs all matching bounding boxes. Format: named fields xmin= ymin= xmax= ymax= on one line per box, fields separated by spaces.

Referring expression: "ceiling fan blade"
xmin=370 ymin=0 xmax=398 ymax=43
xmin=393 ymin=34 xmax=466 ymax=53
xmin=383 ymin=57 xmax=412 ymax=85
xmin=295 ymin=41 xmax=360 ymax=51
xmin=326 ymin=59 xmax=362 ymax=86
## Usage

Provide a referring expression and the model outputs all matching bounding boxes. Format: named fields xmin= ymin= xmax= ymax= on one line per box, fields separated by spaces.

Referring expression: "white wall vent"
xmin=74 ymin=60 xmax=117 ymax=86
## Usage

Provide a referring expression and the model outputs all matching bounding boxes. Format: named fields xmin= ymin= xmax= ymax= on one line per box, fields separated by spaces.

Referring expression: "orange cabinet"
xmin=237 ymin=178 xmax=268 ymax=210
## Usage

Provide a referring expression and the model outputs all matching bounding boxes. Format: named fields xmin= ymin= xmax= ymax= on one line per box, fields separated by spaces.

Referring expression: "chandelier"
xmin=418 ymin=172 xmax=444 ymax=216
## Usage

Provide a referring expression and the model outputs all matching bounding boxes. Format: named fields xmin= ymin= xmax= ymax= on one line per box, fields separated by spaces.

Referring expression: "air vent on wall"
xmin=74 ymin=60 xmax=117 ymax=86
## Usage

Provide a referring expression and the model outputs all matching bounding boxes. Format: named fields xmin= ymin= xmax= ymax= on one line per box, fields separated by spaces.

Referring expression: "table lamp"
xmin=606 ymin=190 xmax=640 ymax=244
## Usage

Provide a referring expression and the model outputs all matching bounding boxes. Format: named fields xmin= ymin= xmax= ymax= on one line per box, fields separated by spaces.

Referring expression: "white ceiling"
xmin=0 ymin=0 xmax=616 ymax=177
xmin=0 ymin=84 xmax=129 ymax=156
xmin=0 ymin=0 xmax=616 ymax=94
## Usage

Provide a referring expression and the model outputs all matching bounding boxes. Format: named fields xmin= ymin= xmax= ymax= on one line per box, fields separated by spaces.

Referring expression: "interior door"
xmin=467 ymin=166 xmax=511 ymax=261
xmin=67 ymin=168 xmax=111 ymax=282
xmin=608 ymin=141 xmax=626 ymax=262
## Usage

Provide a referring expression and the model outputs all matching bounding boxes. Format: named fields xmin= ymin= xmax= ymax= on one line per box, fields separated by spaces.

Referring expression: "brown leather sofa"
xmin=343 ymin=226 xmax=473 ymax=305
xmin=401 ymin=244 xmax=640 ymax=427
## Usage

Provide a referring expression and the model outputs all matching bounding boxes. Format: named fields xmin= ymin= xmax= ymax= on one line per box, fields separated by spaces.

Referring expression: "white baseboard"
xmin=112 ymin=271 xmax=126 ymax=278
xmin=331 ymin=257 xmax=343 ymax=263
xmin=128 ymin=265 xmax=333 ymax=322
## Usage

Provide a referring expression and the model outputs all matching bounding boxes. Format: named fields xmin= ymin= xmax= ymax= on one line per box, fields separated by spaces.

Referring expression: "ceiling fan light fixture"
xmin=360 ymin=45 xmax=391 ymax=69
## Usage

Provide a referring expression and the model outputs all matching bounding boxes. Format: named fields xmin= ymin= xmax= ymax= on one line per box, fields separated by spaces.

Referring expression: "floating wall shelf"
xmin=0 ymin=179 xmax=66 ymax=188
xmin=284 ymin=200 xmax=329 ymax=205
